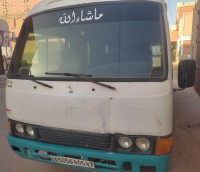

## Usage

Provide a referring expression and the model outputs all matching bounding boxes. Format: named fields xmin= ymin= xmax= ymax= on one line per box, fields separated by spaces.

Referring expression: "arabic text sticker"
xmin=58 ymin=8 xmax=103 ymax=25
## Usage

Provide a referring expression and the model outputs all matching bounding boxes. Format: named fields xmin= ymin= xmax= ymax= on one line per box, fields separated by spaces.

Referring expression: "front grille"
xmin=10 ymin=119 xmax=156 ymax=154
xmin=37 ymin=127 xmax=114 ymax=151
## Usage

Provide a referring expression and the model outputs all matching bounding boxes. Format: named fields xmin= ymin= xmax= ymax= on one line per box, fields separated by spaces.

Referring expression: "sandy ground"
xmin=170 ymin=88 xmax=200 ymax=172
xmin=0 ymin=66 xmax=200 ymax=172
xmin=170 ymin=73 xmax=200 ymax=172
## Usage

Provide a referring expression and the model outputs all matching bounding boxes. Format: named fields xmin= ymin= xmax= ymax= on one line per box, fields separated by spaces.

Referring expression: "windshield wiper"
xmin=45 ymin=72 xmax=116 ymax=91
xmin=46 ymin=72 xmax=93 ymax=78
xmin=13 ymin=74 xmax=53 ymax=89
xmin=31 ymin=79 xmax=53 ymax=89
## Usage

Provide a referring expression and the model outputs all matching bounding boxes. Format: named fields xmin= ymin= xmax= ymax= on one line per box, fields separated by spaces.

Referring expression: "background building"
xmin=0 ymin=0 xmax=42 ymax=48
xmin=170 ymin=1 xmax=196 ymax=63
xmin=170 ymin=25 xmax=179 ymax=62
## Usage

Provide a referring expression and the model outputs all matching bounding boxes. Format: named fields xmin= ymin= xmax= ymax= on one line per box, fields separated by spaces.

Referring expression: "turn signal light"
xmin=8 ymin=120 xmax=13 ymax=135
xmin=155 ymin=137 xmax=172 ymax=155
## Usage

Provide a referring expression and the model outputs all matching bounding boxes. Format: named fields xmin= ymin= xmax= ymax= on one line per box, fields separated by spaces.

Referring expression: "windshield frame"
xmin=8 ymin=1 xmax=168 ymax=82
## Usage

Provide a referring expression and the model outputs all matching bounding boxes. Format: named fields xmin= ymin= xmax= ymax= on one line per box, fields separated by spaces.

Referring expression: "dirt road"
xmin=170 ymin=88 xmax=200 ymax=172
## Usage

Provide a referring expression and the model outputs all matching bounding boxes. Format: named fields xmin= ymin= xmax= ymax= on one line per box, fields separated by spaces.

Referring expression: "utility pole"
xmin=0 ymin=48 xmax=5 ymax=75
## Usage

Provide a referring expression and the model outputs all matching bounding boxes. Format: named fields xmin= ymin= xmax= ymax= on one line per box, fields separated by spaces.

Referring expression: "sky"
xmin=165 ymin=0 xmax=197 ymax=27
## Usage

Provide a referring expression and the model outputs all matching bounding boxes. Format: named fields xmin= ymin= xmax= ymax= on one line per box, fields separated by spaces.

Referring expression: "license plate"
xmin=50 ymin=156 xmax=95 ymax=169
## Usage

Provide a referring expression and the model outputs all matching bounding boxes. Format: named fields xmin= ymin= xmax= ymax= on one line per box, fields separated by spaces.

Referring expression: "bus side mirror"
xmin=178 ymin=59 xmax=196 ymax=89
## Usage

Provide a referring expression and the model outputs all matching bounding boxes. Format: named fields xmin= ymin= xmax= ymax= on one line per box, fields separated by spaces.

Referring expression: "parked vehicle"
xmin=5 ymin=0 xmax=196 ymax=172
xmin=0 ymin=19 xmax=12 ymax=72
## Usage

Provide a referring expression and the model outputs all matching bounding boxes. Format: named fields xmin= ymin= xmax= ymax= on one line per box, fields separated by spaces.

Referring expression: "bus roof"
xmin=0 ymin=19 xmax=9 ymax=32
xmin=28 ymin=0 xmax=165 ymax=17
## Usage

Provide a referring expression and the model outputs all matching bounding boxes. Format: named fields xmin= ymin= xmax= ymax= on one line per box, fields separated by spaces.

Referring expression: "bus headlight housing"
xmin=135 ymin=138 xmax=150 ymax=151
xmin=15 ymin=124 xmax=24 ymax=134
xmin=118 ymin=137 xmax=133 ymax=149
xmin=26 ymin=126 xmax=34 ymax=136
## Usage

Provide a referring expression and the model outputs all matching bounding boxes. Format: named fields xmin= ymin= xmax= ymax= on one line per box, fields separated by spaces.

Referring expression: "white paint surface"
xmin=6 ymin=80 xmax=172 ymax=136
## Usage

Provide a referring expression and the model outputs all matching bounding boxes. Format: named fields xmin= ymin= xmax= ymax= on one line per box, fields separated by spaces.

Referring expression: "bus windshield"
xmin=11 ymin=2 xmax=167 ymax=80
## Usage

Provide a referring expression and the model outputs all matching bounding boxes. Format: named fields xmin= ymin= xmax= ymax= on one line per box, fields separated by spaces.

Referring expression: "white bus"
xmin=5 ymin=0 xmax=196 ymax=171
xmin=0 ymin=19 xmax=12 ymax=71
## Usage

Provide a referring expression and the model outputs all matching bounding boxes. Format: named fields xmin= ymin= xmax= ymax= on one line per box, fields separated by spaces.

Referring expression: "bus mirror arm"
xmin=173 ymin=88 xmax=185 ymax=92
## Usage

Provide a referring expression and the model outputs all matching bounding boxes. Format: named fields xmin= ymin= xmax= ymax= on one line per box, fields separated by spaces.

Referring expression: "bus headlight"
xmin=135 ymin=138 xmax=150 ymax=151
xmin=15 ymin=124 xmax=24 ymax=134
xmin=118 ymin=137 xmax=133 ymax=149
xmin=26 ymin=126 xmax=34 ymax=136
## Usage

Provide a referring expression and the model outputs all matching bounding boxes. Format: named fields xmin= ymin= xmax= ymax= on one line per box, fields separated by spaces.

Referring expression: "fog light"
xmin=15 ymin=124 xmax=24 ymax=134
xmin=135 ymin=138 xmax=150 ymax=151
xmin=26 ymin=126 xmax=34 ymax=136
xmin=118 ymin=137 xmax=133 ymax=149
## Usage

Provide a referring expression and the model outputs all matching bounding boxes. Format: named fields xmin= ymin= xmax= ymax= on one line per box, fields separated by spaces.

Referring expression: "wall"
xmin=191 ymin=0 xmax=200 ymax=95
xmin=184 ymin=13 xmax=193 ymax=36
xmin=170 ymin=25 xmax=179 ymax=43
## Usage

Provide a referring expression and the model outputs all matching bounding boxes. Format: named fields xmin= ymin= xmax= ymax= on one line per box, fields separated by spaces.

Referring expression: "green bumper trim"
xmin=7 ymin=134 xmax=170 ymax=172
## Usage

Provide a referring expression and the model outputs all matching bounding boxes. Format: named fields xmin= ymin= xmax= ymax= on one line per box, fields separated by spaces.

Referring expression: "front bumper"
xmin=7 ymin=134 xmax=170 ymax=172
